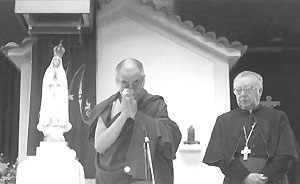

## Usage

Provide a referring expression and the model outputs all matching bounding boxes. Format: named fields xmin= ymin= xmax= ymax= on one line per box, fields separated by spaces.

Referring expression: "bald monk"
xmin=88 ymin=58 xmax=182 ymax=184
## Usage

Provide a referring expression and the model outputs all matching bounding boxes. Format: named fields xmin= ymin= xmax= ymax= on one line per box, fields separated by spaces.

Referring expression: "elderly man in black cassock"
xmin=88 ymin=58 xmax=181 ymax=184
xmin=203 ymin=71 xmax=300 ymax=184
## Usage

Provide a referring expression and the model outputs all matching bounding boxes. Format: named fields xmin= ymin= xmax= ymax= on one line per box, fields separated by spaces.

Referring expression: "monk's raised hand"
xmin=121 ymin=89 xmax=137 ymax=119
xmin=121 ymin=89 xmax=131 ymax=119
xmin=128 ymin=94 xmax=137 ymax=119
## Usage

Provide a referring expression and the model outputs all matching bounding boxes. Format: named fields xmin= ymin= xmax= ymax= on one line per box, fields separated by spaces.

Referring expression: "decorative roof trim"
xmin=99 ymin=0 xmax=248 ymax=56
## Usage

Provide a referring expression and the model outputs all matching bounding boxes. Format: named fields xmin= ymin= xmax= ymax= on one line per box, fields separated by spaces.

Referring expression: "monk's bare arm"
xmin=94 ymin=114 xmax=127 ymax=153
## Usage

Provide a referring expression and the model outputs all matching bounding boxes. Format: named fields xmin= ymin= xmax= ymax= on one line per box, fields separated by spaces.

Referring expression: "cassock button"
xmin=124 ymin=166 xmax=131 ymax=173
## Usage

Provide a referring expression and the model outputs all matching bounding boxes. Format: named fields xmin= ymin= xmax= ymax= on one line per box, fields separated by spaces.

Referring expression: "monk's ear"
xmin=258 ymin=87 xmax=263 ymax=98
xmin=115 ymin=76 xmax=121 ymax=89
xmin=141 ymin=75 xmax=145 ymax=88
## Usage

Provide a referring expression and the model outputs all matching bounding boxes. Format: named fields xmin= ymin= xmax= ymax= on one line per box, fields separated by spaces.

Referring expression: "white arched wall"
xmin=96 ymin=17 xmax=229 ymax=184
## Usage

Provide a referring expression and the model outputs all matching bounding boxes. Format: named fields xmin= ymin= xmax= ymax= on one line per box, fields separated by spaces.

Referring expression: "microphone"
xmin=143 ymin=124 xmax=155 ymax=183
xmin=143 ymin=125 xmax=149 ymax=143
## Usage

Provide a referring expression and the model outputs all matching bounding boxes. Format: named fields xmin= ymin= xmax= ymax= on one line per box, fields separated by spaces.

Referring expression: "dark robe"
xmin=203 ymin=105 xmax=300 ymax=184
xmin=88 ymin=89 xmax=182 ymax=184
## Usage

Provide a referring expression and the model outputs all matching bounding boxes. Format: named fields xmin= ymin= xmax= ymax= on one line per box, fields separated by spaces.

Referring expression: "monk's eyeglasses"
xmin=120 ymin=80 xmax=143 ymax=90
xmin=233 ymin=86 xmax=260 ymax=95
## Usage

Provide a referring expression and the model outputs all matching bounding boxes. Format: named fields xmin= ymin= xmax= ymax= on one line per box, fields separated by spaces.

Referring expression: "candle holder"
xmin=183 ymin=125 xmax=200 ymax=145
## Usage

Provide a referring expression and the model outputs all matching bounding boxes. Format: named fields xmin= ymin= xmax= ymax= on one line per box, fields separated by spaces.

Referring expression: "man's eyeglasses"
xmin=233 ymin=86 xmax=260 ymax=95
xmin=119 ymin=79 xmax=144 ymax=90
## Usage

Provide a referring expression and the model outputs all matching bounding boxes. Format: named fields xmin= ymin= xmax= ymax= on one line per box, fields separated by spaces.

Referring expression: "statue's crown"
xmin=53 ymin=41 xmax=65 ymax=58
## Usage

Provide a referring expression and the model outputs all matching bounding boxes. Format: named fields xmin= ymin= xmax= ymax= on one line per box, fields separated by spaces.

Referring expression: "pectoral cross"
xmin=241 ymin=146 xmax=251 ymax=160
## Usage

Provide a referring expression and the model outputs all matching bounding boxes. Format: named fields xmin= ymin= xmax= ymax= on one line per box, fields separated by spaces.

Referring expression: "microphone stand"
xmin=143 ymin=125 xmax=155 ymax=184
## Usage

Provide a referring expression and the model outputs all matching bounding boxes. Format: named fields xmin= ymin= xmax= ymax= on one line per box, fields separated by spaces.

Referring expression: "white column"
xmin=2 ymin=38 xmax=33 ymax=162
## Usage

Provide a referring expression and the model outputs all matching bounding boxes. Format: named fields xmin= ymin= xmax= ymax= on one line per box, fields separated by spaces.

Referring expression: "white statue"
xmin=37 ymin=42 xmax=72 ymax=141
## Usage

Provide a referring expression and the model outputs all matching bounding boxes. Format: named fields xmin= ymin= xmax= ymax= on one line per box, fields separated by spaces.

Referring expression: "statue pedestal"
xmin=16 ymin=142 xmax=85 ymax=184
xmin=36 ymin=141 xmax=74 ymax=157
